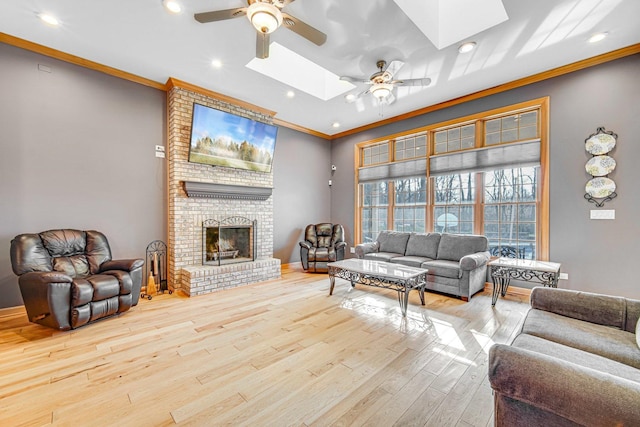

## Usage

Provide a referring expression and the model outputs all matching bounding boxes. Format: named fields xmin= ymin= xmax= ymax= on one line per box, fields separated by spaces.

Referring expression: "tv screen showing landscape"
xmin=188 ymin=103 xmax=278 ymax=173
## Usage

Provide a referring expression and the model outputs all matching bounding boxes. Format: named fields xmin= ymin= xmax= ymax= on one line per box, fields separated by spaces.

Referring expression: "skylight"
xmin=392 ymin=0 xmax=508 ymax=50
xmin=246 ymin=42 xmax=355 ymax=101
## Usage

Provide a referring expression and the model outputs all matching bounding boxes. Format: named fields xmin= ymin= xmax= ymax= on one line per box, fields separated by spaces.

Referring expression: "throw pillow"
xmin=636 ymin=317 xmax=640 ymax=349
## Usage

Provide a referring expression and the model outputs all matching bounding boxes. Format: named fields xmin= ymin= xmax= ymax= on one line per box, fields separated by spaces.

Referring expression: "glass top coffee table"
xmin=488 ymin=257 xmax=562 ymax=306
xmin=327 ymin=259 xmax=428 ymax=316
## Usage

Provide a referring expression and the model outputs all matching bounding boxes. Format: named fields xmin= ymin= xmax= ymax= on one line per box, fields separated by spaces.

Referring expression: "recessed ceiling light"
xmin=588 ymin=32 xmax=608 ymax=43
xmin=162 ymin=0 xmax=182 ymax=14
xmin=332 ymin=122 xmax=340 ymax=128
xmin=345 ymin=93 xmax=356 ymax=102
xmin=458 ymin=42 xmax=477 ymax=53
xmin=211 ymin=59 xmax=222 ymax=68
xmin=38 ymin=13 xmax=59 ymax=26
xmin=286 ymin=90 xmax=295 ymax=98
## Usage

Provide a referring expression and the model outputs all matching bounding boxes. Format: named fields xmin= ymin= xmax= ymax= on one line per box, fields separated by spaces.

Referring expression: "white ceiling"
xmin=1 ymin=0 xmax=638 ymax=136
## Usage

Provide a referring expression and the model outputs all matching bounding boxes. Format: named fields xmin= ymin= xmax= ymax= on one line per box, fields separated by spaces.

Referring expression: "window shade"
xmin=429 ymin=139 xmax=540 ymax=177
xmin=358 ymin=158 xmax=427 ymax=183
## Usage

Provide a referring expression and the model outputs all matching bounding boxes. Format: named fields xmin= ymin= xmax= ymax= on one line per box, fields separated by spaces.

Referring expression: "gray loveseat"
xmin=355 ymin=231 xmax=490 ymax=301
xmin=489 ymin=287 xmax=640 ymax=426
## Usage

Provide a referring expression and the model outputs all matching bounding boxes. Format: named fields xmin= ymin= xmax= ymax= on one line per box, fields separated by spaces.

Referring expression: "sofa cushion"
xmin=390 ymin=256 xmax=432 ymax=268
xmin=512 ymin=333 xmax=640 ymax=384
xmin=377 ymin=231 xmax=410 ymax=254
xmin=52 ymin=255 xmax=90 ymax=278
xmin=522 ymin=309 xmax=640 ymax=369
xmin=422 ymin=259 xmax=461 ymax=279
xmin=363 ymin=252 xmax=403 ymax=262
xmin=437 ymin=233 xmax=488 ymax=261
xmin=405 ymin=233 xmax=441 ymax=258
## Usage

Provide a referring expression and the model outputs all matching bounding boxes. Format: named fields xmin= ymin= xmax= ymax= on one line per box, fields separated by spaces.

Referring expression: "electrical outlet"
xmin=350 ymin=247 xmax=355 ymax=254
xmin=559 ymin=273 xmax=568 ymax=280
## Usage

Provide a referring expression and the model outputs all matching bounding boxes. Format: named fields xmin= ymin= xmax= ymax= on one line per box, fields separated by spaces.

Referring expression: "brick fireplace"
xmin=166 ymin=79 xmax=281 ymax=296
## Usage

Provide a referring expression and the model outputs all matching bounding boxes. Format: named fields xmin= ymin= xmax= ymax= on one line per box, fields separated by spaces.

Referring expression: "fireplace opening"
xmin=203 ymin=217 xmax=256 ymax=266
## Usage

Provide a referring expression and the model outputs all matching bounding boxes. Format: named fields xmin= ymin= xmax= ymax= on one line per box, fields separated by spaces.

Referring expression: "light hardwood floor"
xmin=0 ymin=265 xmax=530 ymax=427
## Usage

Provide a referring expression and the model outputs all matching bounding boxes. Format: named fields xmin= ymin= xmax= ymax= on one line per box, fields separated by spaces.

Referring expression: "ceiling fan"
xmin=194 ymin=0 xmax=326 ymax=59
xmin=340 ymin=60 xmax=432 ymax=105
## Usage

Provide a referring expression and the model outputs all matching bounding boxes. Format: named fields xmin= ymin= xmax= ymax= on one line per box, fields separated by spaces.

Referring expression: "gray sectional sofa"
xmin=355 ymin=231 xmax=490 ymax=301
xmin=489 ymin=287 xmax=640 ymax=426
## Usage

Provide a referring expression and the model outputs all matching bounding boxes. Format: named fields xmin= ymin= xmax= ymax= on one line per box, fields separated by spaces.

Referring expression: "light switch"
xmin=590 ymin=210 xmax=615 ymax=220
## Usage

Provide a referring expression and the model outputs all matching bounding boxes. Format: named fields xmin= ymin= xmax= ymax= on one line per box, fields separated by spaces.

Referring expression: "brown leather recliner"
xmin=299 ymin=223 xmax=346 ymax=273
xmin=10 ymin=229 xmax=144 ymax=330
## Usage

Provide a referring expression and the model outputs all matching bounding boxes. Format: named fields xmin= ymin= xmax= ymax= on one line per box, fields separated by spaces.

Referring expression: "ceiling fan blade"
xmin=384 ymin=92 xmax=396 ymax=105
xmin=281 ymin=0 xmax=297 ymax=5
xmin=345 ymin=89 xmax=369 ymax=103
xmin=281 ymin=13 xmax=327 ymax=46
xmin=340 ymin=76 xmax=371 ymax=84
xmin=382 ymin=60 xmax=405 ymax=80
xmin=256 ymin=32 xmax=270 ymax=59
xmin=194 ymin=8 xmax=247 ymax=23
xmin=393 ymin=77 xmax=432 ymax=87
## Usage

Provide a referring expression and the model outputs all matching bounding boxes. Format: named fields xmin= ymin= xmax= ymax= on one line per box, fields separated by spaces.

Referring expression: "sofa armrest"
xmin=18 ymin=272 xmax=73 ymax=330
xmin=100 ymin=258 xmax=144 ymax=273
xmin=489 ymin=343 xmax=640 ymax=426
xmin=530 ymin=287 xmax=629 ymax=329
xmin=355 ymin=242 xmax=379 ymax=259
xmin=335 ymin=241 xmax=347 ymax=250
xmin=459 ymin=251 xmax=490 ymax=271
xmin=299 ymin=241 xmax=312 ymax=250
xmin=19 ymin=271 xmax=73 ymax=285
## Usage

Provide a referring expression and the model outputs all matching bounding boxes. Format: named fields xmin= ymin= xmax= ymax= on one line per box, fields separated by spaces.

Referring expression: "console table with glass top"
xmin=327 ymin=259 xmax=427 ymax=316
xmin=489 ymin=258 xmax=562 ymax=306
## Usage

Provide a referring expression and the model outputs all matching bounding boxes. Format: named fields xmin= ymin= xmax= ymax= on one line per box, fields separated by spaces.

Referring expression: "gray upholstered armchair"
xmin=10 ymin=229 xmax=144 ymax=330
xmin=299 ymin=223 xmax=346 ymax=273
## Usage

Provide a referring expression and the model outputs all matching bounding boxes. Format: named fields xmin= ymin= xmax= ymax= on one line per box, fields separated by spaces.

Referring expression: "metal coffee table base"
xmin=328 ymin=265 xmax=426 ymax=316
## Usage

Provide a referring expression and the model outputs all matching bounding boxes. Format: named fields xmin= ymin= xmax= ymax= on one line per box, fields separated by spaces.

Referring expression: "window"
xmin=485 ymin=110 xmax=538 ymax=145
xmin=360 ymin=181 xmax=389 ymax=243
xmin=395 ymin=134 xmax=427 ymax=160
xmin=484 ymin=167 xmax=538 ymax=259
xmin=355 ymin=97 xmax=549 ymax=260
xmin=394 ymin=177 xmax=427 ymax=232
xmin=362 ymin=142 xmax=389 ymax=166
xmin=433 ymin=173 xmax=475 ymax=234
xmin=434 ymin=123 xmax=475 ymax=154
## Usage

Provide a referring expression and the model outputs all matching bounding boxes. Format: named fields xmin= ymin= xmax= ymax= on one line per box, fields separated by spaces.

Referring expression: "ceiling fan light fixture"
xmin=371 ymin=83 xmax=393 ymax=100
xmin=247 ymin=2 xmax=283 ymax=34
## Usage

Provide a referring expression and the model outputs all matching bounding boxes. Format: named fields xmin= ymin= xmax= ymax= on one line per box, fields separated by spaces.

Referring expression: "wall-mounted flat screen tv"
xmin=188 ymin=103 xmax=278 ymax=173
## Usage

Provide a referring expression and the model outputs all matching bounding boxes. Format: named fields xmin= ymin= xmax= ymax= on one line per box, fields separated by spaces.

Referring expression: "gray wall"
xmin=0 ymin=43 xmax=332 ymax=309
xmin=0 ymin=44 xmax=167 ymax=308
xmin=332 ymin=54 xmax=640 ymax=299
xmin=272 ymin=126 xmax=331 ymax=263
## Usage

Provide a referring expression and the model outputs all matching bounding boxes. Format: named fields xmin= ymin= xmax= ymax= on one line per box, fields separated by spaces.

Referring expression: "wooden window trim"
xmin=355 ymin=97 xmax=549 ymax=260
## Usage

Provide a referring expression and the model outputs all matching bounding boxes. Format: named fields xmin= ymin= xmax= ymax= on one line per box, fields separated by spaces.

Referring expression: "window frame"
xmin=355 ymin=97 xmax=550 ymax=260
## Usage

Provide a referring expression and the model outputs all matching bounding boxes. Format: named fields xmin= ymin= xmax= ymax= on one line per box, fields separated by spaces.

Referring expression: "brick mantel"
xmin=167 ymin=83 xmax=280 ymax=296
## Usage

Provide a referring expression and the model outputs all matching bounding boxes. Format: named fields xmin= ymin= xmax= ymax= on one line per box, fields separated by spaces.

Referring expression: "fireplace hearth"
xmin=203 ymin=217 xmax=255 ymax=266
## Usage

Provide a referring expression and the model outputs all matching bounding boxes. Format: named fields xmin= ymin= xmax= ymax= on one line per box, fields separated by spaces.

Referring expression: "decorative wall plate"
xmin=585 ymin=155 xmax=616 ymax=176
xmin=585 ymin=177 xmax=616 ymax=198
xmin=585 ymin=132 xmax=616 ymax=155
